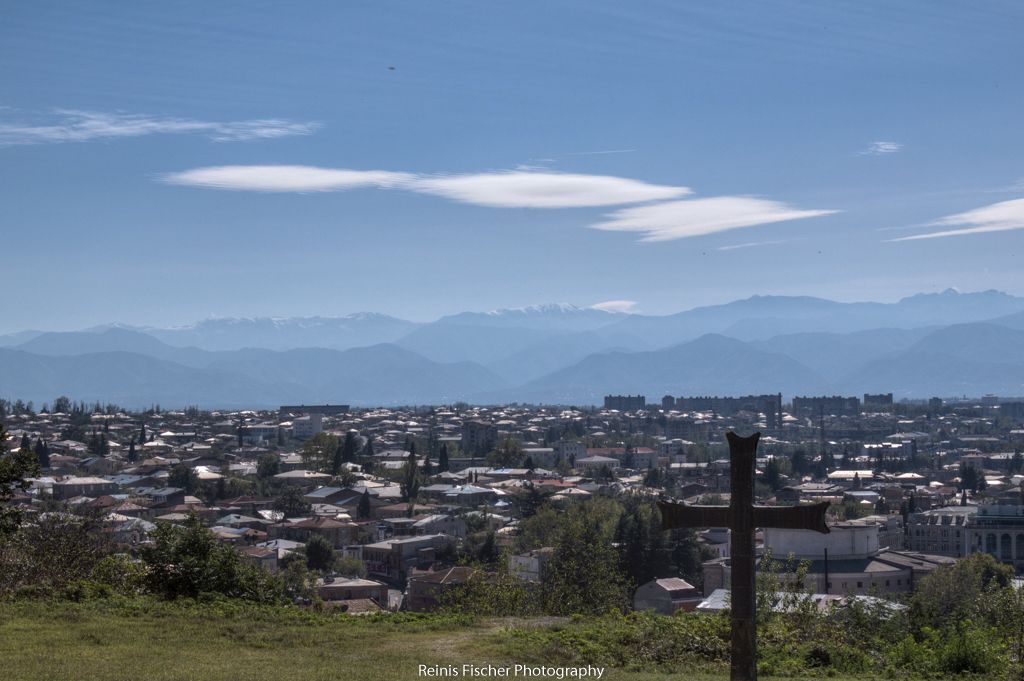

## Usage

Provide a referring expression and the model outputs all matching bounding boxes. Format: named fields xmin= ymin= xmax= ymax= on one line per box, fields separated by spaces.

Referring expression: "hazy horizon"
xmin=1 ymin=286 xmax=1020 ymax=335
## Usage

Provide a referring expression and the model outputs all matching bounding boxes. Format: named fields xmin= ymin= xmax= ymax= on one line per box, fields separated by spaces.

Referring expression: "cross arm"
xmin=752 ymin=501 xmax=830 ymax=534
xmin=657 ymin=500 xmax=731 ymax=530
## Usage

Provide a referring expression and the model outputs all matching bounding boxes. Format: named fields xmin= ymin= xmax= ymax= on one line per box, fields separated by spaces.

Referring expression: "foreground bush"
xmin=139 ymin=515 xmax=283 ymax=603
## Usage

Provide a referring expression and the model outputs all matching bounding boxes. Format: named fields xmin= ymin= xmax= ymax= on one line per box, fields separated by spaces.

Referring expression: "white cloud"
xmin=408 ymin=171 xmax=689 ymax=208
xmin=590 ymin=300 xmax=638 ymax=313
xmin=162 ymin=164 xmax=836 ymax=243
xmin=163 ymin=165 xmax=691 ymax=208
xmin=859 ymin=141 xmax=903 ymax=155
xmin=0 ymin=109 xmax=318 ymax=145
xmin=162 ymin=165 xmax=413 ymax=192
xmin=887 ymin=198 xmax=1024 ymax=241
xmin=716 ymin=239 xmax=793 ymax=251
xmin=591 ymin=197 xmax=837 ymax=243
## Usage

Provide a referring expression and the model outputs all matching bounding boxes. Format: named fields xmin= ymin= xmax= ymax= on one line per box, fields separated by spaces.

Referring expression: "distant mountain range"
xmin=3 ymin=289 xmax=1024 ymax=408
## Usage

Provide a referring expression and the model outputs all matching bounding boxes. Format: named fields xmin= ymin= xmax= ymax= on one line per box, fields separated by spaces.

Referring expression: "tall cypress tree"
xmin=34 ymin=438 xmax=50 ymax=469
xmin=341 ymin=431 xmax=359 ymax=464
xmin=128 ymin=438 xmax=137 ymax=463
xmin=357 ymin=489 xmax=371 ymax=519
xmin=438 ymin=443 xmax=449 ymax=472
xmin=401 ymin=446 xmax=420 ymax=502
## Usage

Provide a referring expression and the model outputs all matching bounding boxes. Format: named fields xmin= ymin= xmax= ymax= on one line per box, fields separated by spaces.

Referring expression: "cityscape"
xmin=4 ymin=2 xmax=1024 ymax=681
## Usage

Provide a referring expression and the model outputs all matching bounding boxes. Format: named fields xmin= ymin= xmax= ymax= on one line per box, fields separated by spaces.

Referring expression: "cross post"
xmin=658 ymin=431 xmax=830 ymax=681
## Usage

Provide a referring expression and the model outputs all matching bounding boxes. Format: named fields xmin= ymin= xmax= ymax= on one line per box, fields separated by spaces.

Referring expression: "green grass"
xmin=0 ymin=598 xmax=867 ymax=681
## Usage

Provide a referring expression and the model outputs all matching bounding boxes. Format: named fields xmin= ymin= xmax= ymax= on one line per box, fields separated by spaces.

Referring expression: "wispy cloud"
xmin=163 ymin=166 xmax=412 ymax=192
xmin=590 ymin=300 xmax=638 ymax=313
xmin=562 ymin=148 xmax=637 ymax=157
xmin=590 ymin=197 xmax=837 ymax=243
xmin=859 ymin=141 xmax=903 ymax=155
xmin=887 ymin=198 xmax=1024 ymax=241
xmin=716 ymin=239 xmax=793 ymax=251
xmin=163 ymin=165 xmax=691 ymax=208
xmin=0 ymin=109 xmax=318 ymax=145
xmin=409 ymin=171 xmax=689 ymax=208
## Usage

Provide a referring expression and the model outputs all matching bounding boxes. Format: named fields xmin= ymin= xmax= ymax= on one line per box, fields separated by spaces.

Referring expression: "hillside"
xmin=0 ymin=599 xmax=868 ymax=681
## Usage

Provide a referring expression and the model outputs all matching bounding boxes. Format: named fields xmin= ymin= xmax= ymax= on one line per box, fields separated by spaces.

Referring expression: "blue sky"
xmin=2 ymin=1 xmax=1023 ymax=331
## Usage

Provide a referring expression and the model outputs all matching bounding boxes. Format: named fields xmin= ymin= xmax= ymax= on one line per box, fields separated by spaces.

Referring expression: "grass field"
xmin=0 ymin=599 xmax=867 ymax=681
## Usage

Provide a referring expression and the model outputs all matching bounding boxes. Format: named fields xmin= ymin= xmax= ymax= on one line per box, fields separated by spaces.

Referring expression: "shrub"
xmin=139 ymin=515 xmax=283 ymax=603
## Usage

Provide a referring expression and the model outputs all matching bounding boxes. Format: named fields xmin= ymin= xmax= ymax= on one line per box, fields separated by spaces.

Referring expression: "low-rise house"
xmin=405 ymin=566 xmax=487 ymax=612
xmin=272 ymin=516 xmax=358 ymax=549
xmin=238 ymin=546 xmax=279 ymax=572
xmin=363 ymin=534 xmax=452 ymax=582
xmin=52 ymin=476 xmax=117 ymax=500
xmin=272 ymin=469 xmax=331 ymax=489
xmin=411 ymin=514 xmax=466 ymax=538
xmin=134 ymin=486 xmax=186 ymax=508
xmin=633 ymin=577 xmax=703 ymax=614
xmin=508 ymin=547 xmax=553 ymax=582
xmin=443 ymin=484 xmax=498 ymax=506
xmin=303 ymin=486 xmax=359 ymax=506
xmin=317 ymin=576 xmax=388 ymax=604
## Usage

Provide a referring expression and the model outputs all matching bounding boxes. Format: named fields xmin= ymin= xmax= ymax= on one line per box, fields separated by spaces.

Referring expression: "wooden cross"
xmin=658 ymin=431 xmax=830 ymax=681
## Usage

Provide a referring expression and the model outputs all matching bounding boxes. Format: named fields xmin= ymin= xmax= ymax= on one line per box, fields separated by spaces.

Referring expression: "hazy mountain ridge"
xmin=4 ymin=290 xmax=1024 ymax=407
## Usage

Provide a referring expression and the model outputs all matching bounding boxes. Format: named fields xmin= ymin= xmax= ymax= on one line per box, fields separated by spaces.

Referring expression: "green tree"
xmin=910 ymin=552 xmax=1013 ymax=630
xmin=302 ymin=432 xmax=339 ymax=473
xmin=488 ymin=437 xmax=523 ymax=468
xmin=476 ymin=531 xmax=500 ymax=566
xmin=140 ymin=515 xmax=282 ymax=602
xmin=960 ymin=464 xmax=984 ymax=494
xmin=256 ymin=452 xmax=281 ymax=479
xmin=280 ymin=558 xmax=315 ymax=600
xmin=34 ymin=438 xmax=50 ymax=469
xmin=438 ymin=442 xmax=449 ymax=472
xmin=0 ymin=512 xmax=113 ymax=595
xmin=762 ymin=458 xmax=783 ymax=491
xmin=168 ymin=464 xmax=198 ymax=494
xmin=0 ymin=424 xmax=41 ymax=536
xmin=274 ymin=486 xmax=311 ymax=518
xmin=305 ymin=534 xmax=335 ymax=572
xmin=539 ymin=500 xmax=631 ymax=615
xmin=340 ymin=431 xmax=360 ymax=465
xmin=333 ymin=555 xmax=367 ymax=578
xmin=401 ymin=445 xmax=421 ymax=502
xmin=357 ymin=490 xmax=371 ymax=519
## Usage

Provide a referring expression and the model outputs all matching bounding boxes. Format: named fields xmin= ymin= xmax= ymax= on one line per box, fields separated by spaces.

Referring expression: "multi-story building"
xmin=907 ymin=506 xmax=976 ymax=557
xmin=604 ymin=394 xmax=646 ymax=411
xmin=665 ymin=394 xmax=783 ymax=429
xmin=703 ymin=519 xmax=954 ymax=597
xmin=791 ymin=395 xmax=862 ymax=417
xmin=863 ymin=393 xmax=894 ymax=412
xmin=291 ymin=413 xmax=323 ymax=440
xmin=965 ymin=504 xmax=1024 ymax=570
xmin=460 ymin=420 xmax=497 ymax=456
